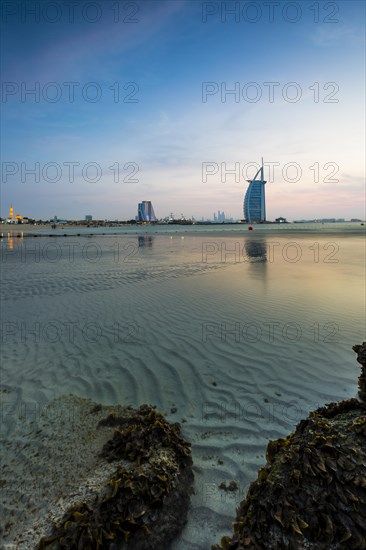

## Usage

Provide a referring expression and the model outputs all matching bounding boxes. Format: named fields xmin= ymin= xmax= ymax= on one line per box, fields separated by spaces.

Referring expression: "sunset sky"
xmin=1 ymin=0 xmax=365 ymax=220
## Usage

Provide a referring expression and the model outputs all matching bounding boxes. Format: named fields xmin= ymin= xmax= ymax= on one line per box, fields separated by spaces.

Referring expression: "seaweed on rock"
xmin=35 ymin=404 xmax=193 ymax=550
xmin=212 ymin=343 xmax=366 ymax=550
xmin=354 ymin=342 xmax=366 ymax=403
xmin=99 ymin=404 xmax=192 ymax=468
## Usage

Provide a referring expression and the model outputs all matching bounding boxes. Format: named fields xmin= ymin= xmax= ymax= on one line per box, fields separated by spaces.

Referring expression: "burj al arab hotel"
xmin=243 ymin=159 xmax=266 ymax=223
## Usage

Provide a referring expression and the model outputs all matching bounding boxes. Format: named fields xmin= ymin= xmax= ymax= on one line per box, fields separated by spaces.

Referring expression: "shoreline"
xmin=1 ymin=221 xmax=365 ymax=238
xmin=1 ymin=226 xmax=364 ymax=549
xmin=1 ymin=396 xmax=193 ymax=549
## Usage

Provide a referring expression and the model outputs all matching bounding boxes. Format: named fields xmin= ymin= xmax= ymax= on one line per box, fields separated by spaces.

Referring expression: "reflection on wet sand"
xmin=244 ymin=239 xmax=267 ymax=262
xmin=138 ymin=235 xmax=154 ymax=248
xmin=5 ymin=231 xmax=24 ymax=251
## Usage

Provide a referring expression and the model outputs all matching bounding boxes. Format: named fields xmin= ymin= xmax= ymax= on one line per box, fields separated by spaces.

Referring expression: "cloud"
xmin=309 ymin=24 xmax=365 ymax=47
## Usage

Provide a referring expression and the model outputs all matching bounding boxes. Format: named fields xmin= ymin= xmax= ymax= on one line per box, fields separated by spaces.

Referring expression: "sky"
xmin=1 ymin=0 xmax=365 ymax=221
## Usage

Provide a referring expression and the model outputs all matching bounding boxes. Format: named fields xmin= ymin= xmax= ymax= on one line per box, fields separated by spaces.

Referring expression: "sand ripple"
xmin=1 ymin=234 xmax=364 ymax=548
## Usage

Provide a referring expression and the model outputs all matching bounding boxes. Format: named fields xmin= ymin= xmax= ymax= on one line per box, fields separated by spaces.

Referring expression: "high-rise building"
xmin=243 ymin=159 xmax=266 ymax=223
xmin=138 ymin=201 xmax=157 ymax=222
xmin=214 ymin=211 xmax=226 ymax=222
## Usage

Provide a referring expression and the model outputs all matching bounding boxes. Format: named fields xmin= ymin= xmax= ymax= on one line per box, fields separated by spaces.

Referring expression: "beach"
xmin=0 ymin=225 xmax=365 ymax=548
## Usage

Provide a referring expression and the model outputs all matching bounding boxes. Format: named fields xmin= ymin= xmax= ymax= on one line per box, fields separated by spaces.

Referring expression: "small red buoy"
xmin=248 ymin=226 xmax=253 ymax=230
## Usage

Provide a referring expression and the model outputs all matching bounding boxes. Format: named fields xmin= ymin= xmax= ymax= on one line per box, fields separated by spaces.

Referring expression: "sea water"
xmin=0 ymin=223 xmax=365 ymax=548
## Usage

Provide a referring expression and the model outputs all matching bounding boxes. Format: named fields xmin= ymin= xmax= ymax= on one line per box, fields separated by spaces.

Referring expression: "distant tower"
xmin=137 ymin=201 xmax=156 ymax=222
xmin=243 ymin=158 xmax=266 ymax=223
xmin=9 ymin=205 xmax=14 ymax=219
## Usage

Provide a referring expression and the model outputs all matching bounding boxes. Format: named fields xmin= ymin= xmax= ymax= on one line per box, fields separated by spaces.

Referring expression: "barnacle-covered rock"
xmin=353 ymin=342 xmax=366 ymax=403
xmin=212 ymin=343 xmax=366 ymax=550
xmin=35 ymin=404 xmax=193 ymax=550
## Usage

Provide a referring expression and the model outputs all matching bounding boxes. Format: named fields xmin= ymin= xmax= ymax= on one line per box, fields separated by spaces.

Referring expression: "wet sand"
xmin=0 ymin=230 xmax=365 ymax=548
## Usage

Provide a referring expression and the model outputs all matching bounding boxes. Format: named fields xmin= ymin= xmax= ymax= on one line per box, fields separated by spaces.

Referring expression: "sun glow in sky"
xmin=1 ymin=0 xmax=365 ymax=220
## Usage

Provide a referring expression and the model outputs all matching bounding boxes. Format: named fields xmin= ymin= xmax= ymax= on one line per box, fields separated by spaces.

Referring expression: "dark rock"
xmin=219 ymin=481 xmax=238 ymax=492
xmin=35 ymin=405 xmax=194 ymax=550
xmin=353 ymin=341 xmax=366 ymax=402
xmin=212 ymin=344 xmax=366 ymax=550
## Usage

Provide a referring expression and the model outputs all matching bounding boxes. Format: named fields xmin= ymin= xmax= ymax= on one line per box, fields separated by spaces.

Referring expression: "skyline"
xmin=2 ymin=198 xmax=363 ymax=224
xmin=1 ymin=0 xmax=365 ymax=220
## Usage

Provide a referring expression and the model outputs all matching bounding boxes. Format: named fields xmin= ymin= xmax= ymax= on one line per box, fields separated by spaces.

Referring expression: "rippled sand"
xmin=0 ymin=231 xmax=365 ymax=548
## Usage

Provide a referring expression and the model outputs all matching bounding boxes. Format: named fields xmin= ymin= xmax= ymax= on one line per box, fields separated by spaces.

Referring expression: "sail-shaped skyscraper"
xmin=243 ymin=159 xmax=266 ymax=223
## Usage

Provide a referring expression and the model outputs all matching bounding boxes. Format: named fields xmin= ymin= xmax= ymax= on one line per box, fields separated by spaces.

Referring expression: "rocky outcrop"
xmin=35 ymin=404 xmax=193 ymax=550
xmin=212 ymin=343 xmax=366 ymax=550
xmin=353 ymin=342 xmax=366 ymax=403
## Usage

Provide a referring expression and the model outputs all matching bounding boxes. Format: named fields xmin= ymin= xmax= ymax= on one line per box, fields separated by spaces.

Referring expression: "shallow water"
xmin=0 ymin=227 xmax=365 ymax=548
